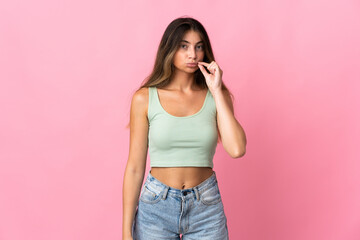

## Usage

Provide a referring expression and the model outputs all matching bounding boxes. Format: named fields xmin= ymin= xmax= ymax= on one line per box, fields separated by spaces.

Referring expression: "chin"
xmin=186 ymin=67 xmax=198 ymax=72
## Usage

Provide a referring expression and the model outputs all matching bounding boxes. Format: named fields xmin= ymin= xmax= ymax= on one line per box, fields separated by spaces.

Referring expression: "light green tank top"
xmin=148 ymin=86 xmax=218 ymax=168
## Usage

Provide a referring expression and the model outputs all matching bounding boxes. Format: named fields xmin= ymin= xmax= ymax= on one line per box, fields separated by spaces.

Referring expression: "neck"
xmin=168 ymin=70 xmax=198 ymax=91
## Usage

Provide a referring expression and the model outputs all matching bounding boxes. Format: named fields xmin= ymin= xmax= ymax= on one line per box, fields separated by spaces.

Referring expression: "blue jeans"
xmin=132 ymin=170 xmax=229 ymax=240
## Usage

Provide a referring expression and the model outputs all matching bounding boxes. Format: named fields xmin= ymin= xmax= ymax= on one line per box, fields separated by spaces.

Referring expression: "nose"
xmin=188 ymin=46 xmax=196 ymax=59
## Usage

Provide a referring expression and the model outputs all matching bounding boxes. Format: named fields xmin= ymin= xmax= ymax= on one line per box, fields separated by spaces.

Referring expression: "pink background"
xmin=1 ymin=0 xmax=359 ymax=239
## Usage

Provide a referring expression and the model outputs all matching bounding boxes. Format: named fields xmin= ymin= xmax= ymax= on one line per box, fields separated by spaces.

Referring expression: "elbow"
xmin=231 ymin=147 xmax=246 ymax=158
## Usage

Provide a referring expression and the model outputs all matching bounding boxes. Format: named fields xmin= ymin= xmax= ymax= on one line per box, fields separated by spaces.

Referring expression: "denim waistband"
xmin=144 ymin=169 xmax=218 ymax=201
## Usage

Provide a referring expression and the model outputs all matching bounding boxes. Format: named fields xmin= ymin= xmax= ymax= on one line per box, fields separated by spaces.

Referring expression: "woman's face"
xmin=172 ymin=30 xmax=205 ymax=73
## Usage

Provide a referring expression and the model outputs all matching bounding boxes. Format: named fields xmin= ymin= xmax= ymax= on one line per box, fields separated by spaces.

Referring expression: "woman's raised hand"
xmin=198 ymin=61 xmax=223 ymax=93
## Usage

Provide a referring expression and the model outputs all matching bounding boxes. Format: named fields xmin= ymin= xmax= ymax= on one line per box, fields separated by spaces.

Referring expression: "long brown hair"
xmin=126 ymin=16 xmax=234 ymax=129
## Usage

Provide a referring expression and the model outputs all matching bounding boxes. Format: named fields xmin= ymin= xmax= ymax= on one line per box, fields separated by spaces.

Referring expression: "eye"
xmin=197 ymin=45 xmax=204 ymax=50
xmin=180 ymin=44 xmax=188 ymax=49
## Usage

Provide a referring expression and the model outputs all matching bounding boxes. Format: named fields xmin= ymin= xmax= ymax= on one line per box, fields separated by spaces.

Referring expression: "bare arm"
xmin=214 ymin=89 xmax=247 ymax=158
xmin=122 ymin=88 xmax=149 ymax=239
xmin=197 ymin=61 xmax=246 ymax=158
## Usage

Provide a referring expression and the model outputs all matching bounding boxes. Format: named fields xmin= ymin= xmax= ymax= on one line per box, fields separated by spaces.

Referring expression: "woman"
xmin=122 ymin=17 xmax=247 ymax=240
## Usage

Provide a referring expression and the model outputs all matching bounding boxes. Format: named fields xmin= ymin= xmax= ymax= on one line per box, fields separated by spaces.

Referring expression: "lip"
xmin=186 ymin=63 xmax=198 ymax=68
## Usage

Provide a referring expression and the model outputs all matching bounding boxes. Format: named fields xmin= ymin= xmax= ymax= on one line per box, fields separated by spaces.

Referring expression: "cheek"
xmin=173 ymin=53 xmax=185 ymax=64
xmin=199 ymin=52 xmax=205 ymax=59
xmin=172 ymin=57 xmax=181 ymax=66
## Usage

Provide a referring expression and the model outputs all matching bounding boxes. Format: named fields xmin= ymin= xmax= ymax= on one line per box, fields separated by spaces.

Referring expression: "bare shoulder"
xmin=131 ymin=87 xmax=149 ymax=117
xmin=127 ymin=87 xmax=149 ymax=171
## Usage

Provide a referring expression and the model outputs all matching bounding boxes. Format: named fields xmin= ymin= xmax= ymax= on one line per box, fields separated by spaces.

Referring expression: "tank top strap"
xmin=148 ymin=86 xmax=162 ymax=121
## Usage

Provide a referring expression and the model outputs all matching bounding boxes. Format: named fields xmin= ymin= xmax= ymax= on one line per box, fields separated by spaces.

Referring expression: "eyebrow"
xmin=180 ymin=40 xmax=204 ymax=44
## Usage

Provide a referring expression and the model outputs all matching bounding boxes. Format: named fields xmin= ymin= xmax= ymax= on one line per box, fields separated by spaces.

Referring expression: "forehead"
xmin=181 ymin=30 xmax=203 ymax=44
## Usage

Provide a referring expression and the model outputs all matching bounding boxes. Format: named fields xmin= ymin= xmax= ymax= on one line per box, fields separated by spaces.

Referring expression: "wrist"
xmin=211 ymin=88 xmax=223 ymax=98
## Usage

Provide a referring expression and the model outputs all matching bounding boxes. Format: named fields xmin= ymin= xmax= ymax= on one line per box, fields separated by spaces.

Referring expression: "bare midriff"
xmin=150 ymin=167 xmax=214 ymax=190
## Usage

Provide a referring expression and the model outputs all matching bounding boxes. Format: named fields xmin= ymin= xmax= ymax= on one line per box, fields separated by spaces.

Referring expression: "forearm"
xmin=213 ymin=89 xmax=247 ymax=157
xmin=122 ymin=166 xmax=145 ymax=238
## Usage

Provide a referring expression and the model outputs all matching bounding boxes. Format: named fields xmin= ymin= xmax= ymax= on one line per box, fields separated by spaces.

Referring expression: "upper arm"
xmin=126 ymin=87 xmax=149 ymax=173
xmin=217 ymin=89 xmax=234 ymax=143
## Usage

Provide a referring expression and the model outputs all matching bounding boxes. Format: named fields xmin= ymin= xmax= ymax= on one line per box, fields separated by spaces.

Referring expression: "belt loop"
xmin=162 ymin=186 xmax=169 ymax=200
xmin=194 ymin=187 xmax=200 ymax=201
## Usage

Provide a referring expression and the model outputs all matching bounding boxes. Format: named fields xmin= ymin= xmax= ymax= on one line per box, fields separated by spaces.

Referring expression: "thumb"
xmin=198 ymin=63 xmax=209 ymax=77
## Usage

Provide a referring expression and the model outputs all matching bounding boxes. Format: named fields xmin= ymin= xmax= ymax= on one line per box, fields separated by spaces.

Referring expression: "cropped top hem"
xmin=151 ymin=165 xmax=214 ymax=168
xmin=150 ymin=159 xmax=214 ymax=168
